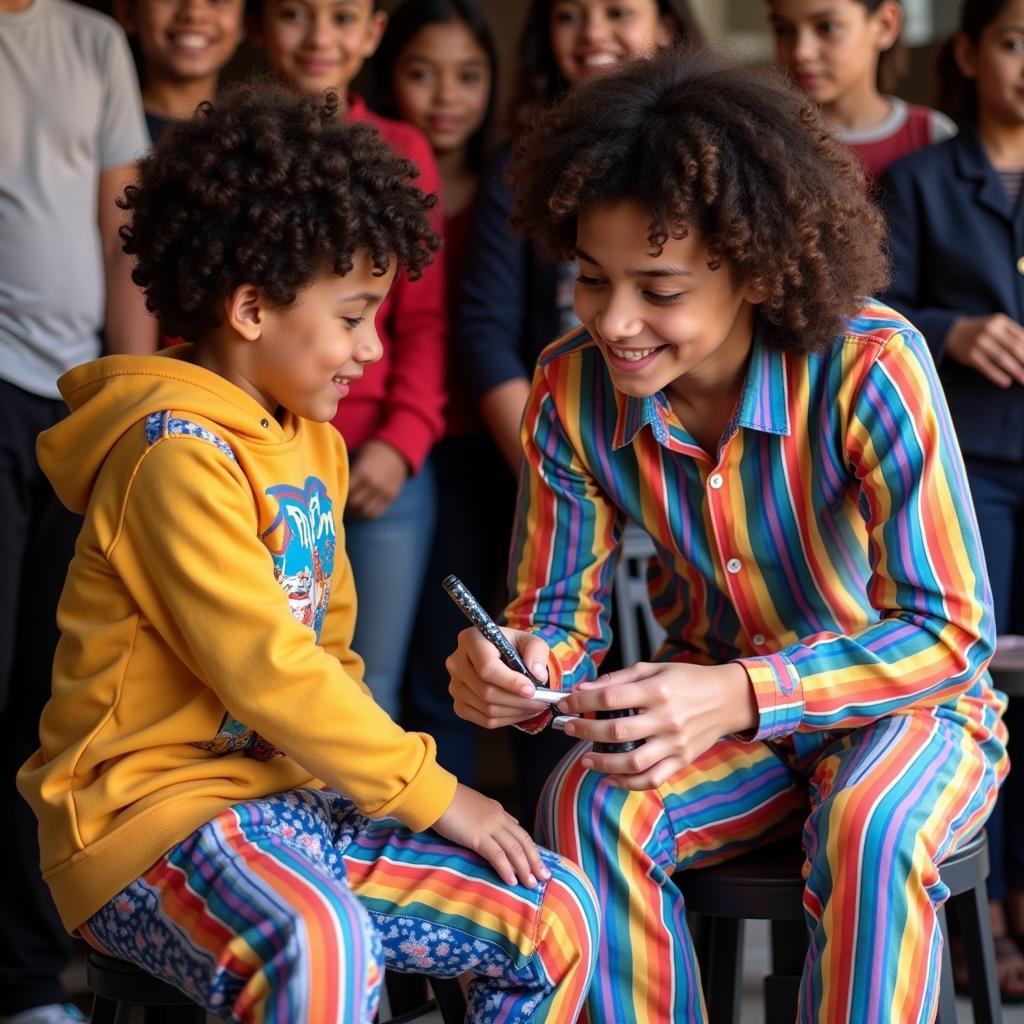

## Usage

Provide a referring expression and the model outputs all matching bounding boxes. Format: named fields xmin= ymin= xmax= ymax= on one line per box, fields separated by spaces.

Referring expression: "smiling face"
xmin=548 ymin=0 xmax=674 ymax=86
xmin=244 ymin=252 xmax=393 ymax=421
xmin=392 ymin=20 xmax=491 ymax=157
xmin=768 ymin=0 xmax=898 ymax=106
xmin=573 ymin=200 xmax=760 ymax=408
xmin=956 ymin=0 xmax=1024 ymax=128
xmin=259 ymin=0 xmax=385 ymax=97
xmin=124 ymin=0 xmax=244 ymax=84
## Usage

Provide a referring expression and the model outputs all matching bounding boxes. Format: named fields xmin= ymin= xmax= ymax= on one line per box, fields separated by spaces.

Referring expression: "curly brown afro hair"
xmin=509 ymin=47 xmax=890 ymax=354
xmin=119 ymin=84 xmax=440 ymax=342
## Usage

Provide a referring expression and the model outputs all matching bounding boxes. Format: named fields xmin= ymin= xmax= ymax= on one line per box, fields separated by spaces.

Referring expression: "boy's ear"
xmin=225 ymin=285 xmax=265 ymax=341
xmin=113 ymin=0 xmax=137 ymax=34
xmin=952 ymin=32 xmax=977 ymax=81
xmin=871 ymin=0 xmax=903 ymax=53
xmin=361 ymin=8 xmax=387 ymax=59
xmin=742 ymin=279 xmax=769 ymax=306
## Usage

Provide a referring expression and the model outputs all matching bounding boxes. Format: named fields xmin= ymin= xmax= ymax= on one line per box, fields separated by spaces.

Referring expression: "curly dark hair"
xmin=509 ymin=47 xmax=889 ymax=353
xmin=119 ymin=83 xmax=440 ymax=341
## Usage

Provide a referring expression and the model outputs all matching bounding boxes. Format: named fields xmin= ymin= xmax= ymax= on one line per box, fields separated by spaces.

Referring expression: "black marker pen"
xmin=441 ymin=575 xmax=565 ymax=705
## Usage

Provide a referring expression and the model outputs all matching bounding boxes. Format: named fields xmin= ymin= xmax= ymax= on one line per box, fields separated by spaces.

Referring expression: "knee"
xmin=538 ymin=854 xmax=601 ymax=969
xmin=807 ymin=795 xmax=921 ymax=886
xmin=274 ymin=892 xmax=383 ymax=1016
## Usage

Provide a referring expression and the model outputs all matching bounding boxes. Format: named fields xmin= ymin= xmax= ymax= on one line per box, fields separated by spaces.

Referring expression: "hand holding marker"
xmin=442 ymin=575 xmax=641 ymax=754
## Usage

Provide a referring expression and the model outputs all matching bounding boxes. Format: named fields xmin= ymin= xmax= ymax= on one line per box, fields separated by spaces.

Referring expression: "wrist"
xmin=719 ymin=662 xmax=758 ymax=734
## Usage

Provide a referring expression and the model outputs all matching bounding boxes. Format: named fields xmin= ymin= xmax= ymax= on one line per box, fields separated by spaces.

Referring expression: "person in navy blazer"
xmin=881 ymin=0 xmax=1024 ymax=1000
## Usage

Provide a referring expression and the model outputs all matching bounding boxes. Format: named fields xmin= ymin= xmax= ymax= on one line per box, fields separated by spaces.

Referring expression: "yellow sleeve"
xmin=108 ymin=437 xmax=457 ymax=832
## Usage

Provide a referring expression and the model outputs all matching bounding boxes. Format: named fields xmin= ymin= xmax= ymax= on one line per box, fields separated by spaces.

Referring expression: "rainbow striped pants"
xmin=538 ymin=706 xmax=1007 ymax=1023
xmin=80 ymin=788 xmax=599 ymax=1023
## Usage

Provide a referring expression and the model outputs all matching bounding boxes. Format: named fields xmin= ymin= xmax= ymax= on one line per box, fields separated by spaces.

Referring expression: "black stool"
xmin=87 ymin=950 xmax=467 ymax=1023
xmin=679 ymin=831 xmax=1001 ymax=1024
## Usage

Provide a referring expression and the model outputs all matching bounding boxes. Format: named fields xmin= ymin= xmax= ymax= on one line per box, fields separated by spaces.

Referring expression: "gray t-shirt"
xmin=0 ymin=0 xmax=148 ymax=398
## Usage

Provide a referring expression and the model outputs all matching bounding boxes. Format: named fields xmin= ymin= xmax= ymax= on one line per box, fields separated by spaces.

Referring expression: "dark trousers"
xmin=0 ymin=378 xmax=80 ymax=1013
xmin=965 ymin=453 xmax=1024 ymax=901
xmin=403 ymin=434 xmax=573 ymax=825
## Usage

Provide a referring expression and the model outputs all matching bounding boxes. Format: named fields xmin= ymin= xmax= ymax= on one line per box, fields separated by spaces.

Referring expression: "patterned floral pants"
xmin=81 ymin=788 xmax=599 ymax=1023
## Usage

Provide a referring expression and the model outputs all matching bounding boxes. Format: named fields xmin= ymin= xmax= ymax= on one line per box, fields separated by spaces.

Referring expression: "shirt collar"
xmin=612 ymin=321 xmax=791 ymax=451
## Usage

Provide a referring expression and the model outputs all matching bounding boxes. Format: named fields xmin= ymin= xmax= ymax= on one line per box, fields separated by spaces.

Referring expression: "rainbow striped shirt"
xmin=506 ymin=302 xmax=1004 ymax=746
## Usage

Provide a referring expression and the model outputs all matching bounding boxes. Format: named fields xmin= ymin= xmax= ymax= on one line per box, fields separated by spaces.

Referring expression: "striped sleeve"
xmin=740 ymin=327 xmax=995 ymax=740
xmin=504 ymin=362 xmax=622 ymax=694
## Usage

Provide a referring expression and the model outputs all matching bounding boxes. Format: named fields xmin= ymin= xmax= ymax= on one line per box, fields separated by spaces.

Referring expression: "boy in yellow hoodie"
xmin=17 ymin=84 xmax=598 ymax=1024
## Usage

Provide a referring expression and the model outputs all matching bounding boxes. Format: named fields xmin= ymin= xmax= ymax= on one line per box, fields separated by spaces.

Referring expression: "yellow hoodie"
xmin=18 ymin=347 xmax=457 ymax=931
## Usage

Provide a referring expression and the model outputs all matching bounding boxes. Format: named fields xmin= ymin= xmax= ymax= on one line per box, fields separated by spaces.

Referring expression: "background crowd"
xmin=2 ymin=0 xmax=1023 ymax=1020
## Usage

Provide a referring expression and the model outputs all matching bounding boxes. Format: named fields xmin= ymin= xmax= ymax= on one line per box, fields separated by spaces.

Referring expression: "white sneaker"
xmin=0 ymin=1005 xmax=86 ymax=1024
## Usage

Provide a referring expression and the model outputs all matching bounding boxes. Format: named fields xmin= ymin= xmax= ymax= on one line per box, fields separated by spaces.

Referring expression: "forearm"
xmin=104 ymin=249 xmax=157 ymax=354
xmin=480 ymin=377 xmax=531 ymax=471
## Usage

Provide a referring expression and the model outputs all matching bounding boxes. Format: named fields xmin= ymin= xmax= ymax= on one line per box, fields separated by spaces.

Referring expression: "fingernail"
xmin=582 ymin=757 xmax=594 ymax=769
xmin=520 ymin=685 xmax=535 ymax=697
xmin=540 ymin=866 xmax=552 ymax=880
xmin=527 ymin=874 xmax=537 ymax=887
xmin=531 ymin=661 xmax=548 ymax=681
xmin=563 ymin=721 xmax=576 ymax=736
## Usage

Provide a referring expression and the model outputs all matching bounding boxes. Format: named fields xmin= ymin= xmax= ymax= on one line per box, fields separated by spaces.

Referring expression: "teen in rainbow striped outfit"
xmin=447 ymin=49 xmax=1008 ymax=1023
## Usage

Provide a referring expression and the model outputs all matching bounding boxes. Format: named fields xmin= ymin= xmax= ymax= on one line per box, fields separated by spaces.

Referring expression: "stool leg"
xmin=88 ymin=995 xmax=118 ymax=1024
xmin=430 ymin=977 xmax=468 ymax=1024
xmin=953 ymin=884 xmax=1003 ymax=1024
xmin=936 ymin=906 xmax=959 ymax=1024
xmin=764 ymin=920 xmax=805 ymax=1024
xmin=705 ymin=916 xmax=744 ymax=1024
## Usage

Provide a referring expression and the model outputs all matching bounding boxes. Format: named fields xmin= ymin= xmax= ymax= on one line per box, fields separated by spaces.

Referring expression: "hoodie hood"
xmin=39 ymin=347 xmax=293 ymax=513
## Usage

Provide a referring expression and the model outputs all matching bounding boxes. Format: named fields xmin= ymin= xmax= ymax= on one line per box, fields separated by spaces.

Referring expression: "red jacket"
xmin=335 ymin=95 xmax=447 ymax=471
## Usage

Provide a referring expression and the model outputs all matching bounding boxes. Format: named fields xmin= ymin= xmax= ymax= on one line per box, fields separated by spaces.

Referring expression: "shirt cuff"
xmin=513 ymin=652 xmax=565 ymax=735
xmin=737 ymin=653 xmax=804 ymax=741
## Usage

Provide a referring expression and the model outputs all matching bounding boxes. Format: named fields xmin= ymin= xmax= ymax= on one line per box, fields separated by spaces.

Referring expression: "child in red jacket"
xmin=253 ymin=0 xmax=447 ymax=721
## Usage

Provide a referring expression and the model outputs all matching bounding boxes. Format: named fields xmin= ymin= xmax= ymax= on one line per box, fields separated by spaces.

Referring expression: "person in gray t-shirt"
xmin=0 ymin=1 xmax=152 ymax=1020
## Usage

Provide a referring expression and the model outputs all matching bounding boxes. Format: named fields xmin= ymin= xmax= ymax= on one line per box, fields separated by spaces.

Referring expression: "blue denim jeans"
xmin=345 ymin=459 xmax=436 ymax=720
xmin=965 ymin=454 xmax=1024 ymax=899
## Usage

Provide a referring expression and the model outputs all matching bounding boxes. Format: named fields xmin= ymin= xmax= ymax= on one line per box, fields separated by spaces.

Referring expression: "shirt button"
xmin=1017 ymin=256 xmax=1024 ymax=276
xmin=726 ymin=557 xmax=742 ymax=574
xmin=709 ymin=473 xmax=724 ymax=490
xmin=260 ymin=418 xmax=270 ymax=429
xmin=752 ymin=633 xmax=766 ymax=647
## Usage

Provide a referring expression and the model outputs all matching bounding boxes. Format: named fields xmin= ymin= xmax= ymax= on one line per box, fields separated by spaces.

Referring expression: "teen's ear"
xmin=113 ymin=0 xmax=137 ymax=34
xmin=225 ymin=284 xmax=265 ymax=341
xmin=872 ymin=0 xmax=903 ymax=54
xmin=952 ymin=31 xmax=977 ymax=81
xmin=361 ymin=8 xmax=387 ymax=59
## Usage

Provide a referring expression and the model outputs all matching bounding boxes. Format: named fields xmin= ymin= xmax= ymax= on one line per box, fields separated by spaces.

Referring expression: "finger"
xmin=449 ymin=678 xmax=538 ymax=727
xmin=980 ymin=333 xmax=1024 ymax=383
xmin=972 ymin=349 xmax=1014 ymax=389
xmin=517 ymin=632 xmax=554 ymax=685
xmin=580 ymin=737 xmax=669 ymax=776
xmin=511 ymin=822 xmax=552 ymax=881
xmin=478 ymin=836 xmax=518 ymax=887
xmin=562 ymin=710 xmax=652 ymax=744
xmin=559 ymin=679 xmax=650 ymax=715
xmin=607 ymin=755 xmax=685 ymax=791
xmin=496 ymin=826 xmax=540 ymax=888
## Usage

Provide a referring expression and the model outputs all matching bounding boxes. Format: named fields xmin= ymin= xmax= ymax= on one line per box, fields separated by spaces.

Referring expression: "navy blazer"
xmin=455 ymin=144 xmax=561 ymax=400
xmin=881 ymin=131 xmax=1024 ymax=461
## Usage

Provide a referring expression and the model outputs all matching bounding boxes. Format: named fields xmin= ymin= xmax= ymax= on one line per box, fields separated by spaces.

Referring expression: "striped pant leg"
xmin=536 ymin=737 xmax=808 ymax=1023
xmin=799 ymin=708 xmax=1008 ymax=1024
xmin=81 ymin=793 xmax=383 ymax=1023
xmin=340 ymin=814 xmax=599 ymax=1023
